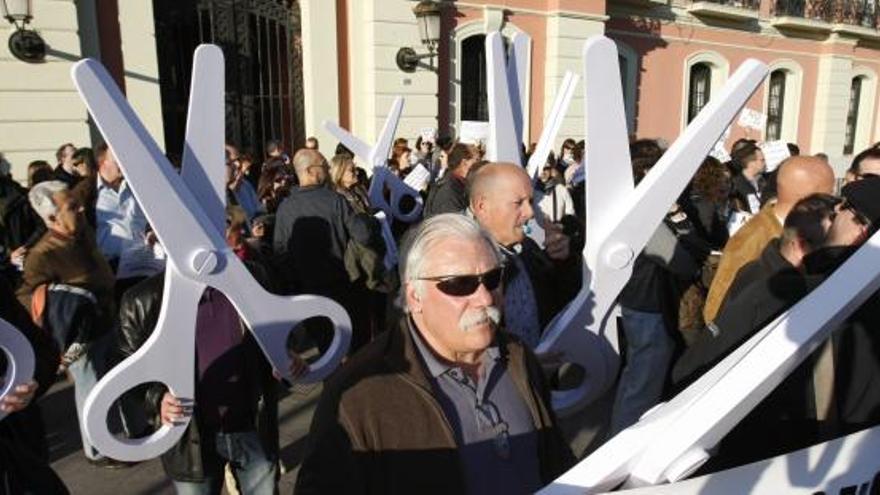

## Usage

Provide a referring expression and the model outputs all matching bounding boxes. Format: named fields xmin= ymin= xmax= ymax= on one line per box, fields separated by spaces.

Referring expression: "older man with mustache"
xmin=296 ymin=214 xmax=573 ymax=495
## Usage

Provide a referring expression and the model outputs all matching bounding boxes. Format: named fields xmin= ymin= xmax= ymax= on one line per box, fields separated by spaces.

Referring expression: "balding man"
xmin=468 ymin=162 xmax=579 ymax=349
xmin=704 ymin=155 xmax=835 ymax=323
xmin=273 ymin=149 xmax=359 ymax=347
xmin=296 ymin=214 xmax=573 ymax=494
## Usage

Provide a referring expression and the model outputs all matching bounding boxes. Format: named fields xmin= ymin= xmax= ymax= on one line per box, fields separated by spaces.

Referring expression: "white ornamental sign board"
xmin=73 ymin=46 xmax=352 ymax=462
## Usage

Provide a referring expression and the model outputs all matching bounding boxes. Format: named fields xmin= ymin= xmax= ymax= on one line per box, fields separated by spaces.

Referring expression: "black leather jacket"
xmin=116 ymin=269 xmax=280 ymax=482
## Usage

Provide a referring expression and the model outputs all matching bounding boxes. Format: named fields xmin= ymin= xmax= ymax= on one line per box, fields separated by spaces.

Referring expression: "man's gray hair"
xmin=29 ymin=180 xmax=68 ymax=223
xmin=400 ymin=213 xmax=502 ymax=297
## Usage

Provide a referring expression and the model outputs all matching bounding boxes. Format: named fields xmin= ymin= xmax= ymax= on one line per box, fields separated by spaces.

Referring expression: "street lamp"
xmin=1 ymin=0 xmax=46 ymax=63
xmin=396 ymin=0 xmax=442 ymax=73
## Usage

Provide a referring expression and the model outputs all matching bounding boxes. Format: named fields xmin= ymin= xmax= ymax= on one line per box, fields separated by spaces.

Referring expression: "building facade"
xmin=2 ymin=0 xmax=878 ymax=180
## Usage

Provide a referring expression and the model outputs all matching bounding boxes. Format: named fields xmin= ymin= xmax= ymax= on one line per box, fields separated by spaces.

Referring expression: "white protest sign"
xmin=75 ymin=45 xmax=352 ymax=462
xmin=403 ymin=163 xmax=431 ymax=191
xmin=460 ymin=120 xmax=489 ymax=146
xmin=0 ymin=317 xmax=36 ymax=422
xmin=761 ymin=140 xmax=791 ymax=173
xmin=737 ymin=108 xmax=766 ymax=131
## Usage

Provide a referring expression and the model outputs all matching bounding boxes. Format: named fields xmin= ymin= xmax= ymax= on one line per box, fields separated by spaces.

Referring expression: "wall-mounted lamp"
xmin=1 ymin=0 xmax=46 ymax=63
xmin=396 ymin=1 xmax=442 ymax=73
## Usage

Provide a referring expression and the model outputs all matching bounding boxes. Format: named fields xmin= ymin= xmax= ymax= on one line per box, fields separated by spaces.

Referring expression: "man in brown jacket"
xmin=296 ymin=214 xmax=574 ymax=494
xmin=703 ymin=156 xmax=834 ymax=323
xmin=16 ymin=180 xmax=117 ymax=465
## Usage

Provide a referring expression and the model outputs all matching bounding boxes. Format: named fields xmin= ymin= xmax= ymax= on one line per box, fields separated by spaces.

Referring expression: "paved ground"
xmin=46 ymin=372 xmax=612 ymax=494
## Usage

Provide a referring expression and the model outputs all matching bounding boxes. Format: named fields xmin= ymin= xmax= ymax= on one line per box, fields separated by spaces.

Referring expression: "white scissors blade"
xmin=506 ymin=31 xmax=530 ymax=145
xmin=323 ymin=120 xmax=372 ymax=166
xmin=180 ymin=44 xmax=227 ymax=237
xmin=83 ymin=268 xmax=202 ymax=461
xmin=0 ymin=317 xmax=36 ymax=422
xmin=486 ymin=32 xmax=521 ymax=164
xmin=371 ymin=97 xmax=405 ymax=169
xmin=71 ymin=59 xmax=227 ymax=269
xmin=610 ymin=59 xmax=768 ymax=266
xmin=583 ymin=36 xmax=633 ymax=269
xmin=527 ymin=71 xmax=578 ymax=181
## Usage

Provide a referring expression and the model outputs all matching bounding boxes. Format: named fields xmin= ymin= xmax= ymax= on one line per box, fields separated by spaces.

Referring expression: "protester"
xmin=844 ymin=146 xmax=880 ymax=183
xmin=0 ymin=272 xmax=68 ymax=494
xmin=535 ymin=163 xmax=575 ymax=225
xmin=116 ymin=228 xmax=307 ymax=494
xmin=468 ymin=162 xmax=579 ymax=349
xmin=227 ymin=154 xmax=264 ymax=222
xmin=16 ymin=180 xmax=118 ymax=466
xmin=94 ymin=143 xmax=150 ymax=277
xmin=305 ymin=136 xmax=320 ymax=150
xmin=610 ymin=145 xmax=703 ymax=434
xmin=1 ymin=154 xmax=41 ymax=263
xmin=703 ymin=155 xmax=835 ymax=323
xmin=256 ymin=157 xmax=292 ymax=214
xmin=296 ymin=213 xmax=574 ymax=494
xmin=424 ymin=143 xmax=479 ymax=218
xmin=329 ymin=153 xmax=370 ymax=214
xmin=728 ymin=141 xmax=766 ymax=215
xmin=274 ymin=149 xmax=377 ymax=350
xmin=53 ymin=143 xmax=80 ymax=188
xmin=683 ymin=156 xmax=733 ymax=250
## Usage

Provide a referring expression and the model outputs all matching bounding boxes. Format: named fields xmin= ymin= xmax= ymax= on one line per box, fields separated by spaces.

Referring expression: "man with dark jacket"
xmin=273 ymin=149 xmax=365 ymax=351
xmin=468 ymin=162 xmax=579 ymax=349
xmin=423 ymin=143 xmax=479 ymax=218
xmin=0 ymin=271 xmax=68 ymax=494
xmin=116 ymin=258 xmax=305 ymax=494
xmin=296 ymin=214 xmax=574 ymax=494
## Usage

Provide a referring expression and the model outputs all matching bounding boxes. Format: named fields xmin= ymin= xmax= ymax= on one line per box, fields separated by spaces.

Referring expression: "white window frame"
xmin=448 ymin=19 xmax=531 ymax=143
xmin=681 ymin=51 xmax=729 ymax=131
xmin=849 ymin=67 xmax=878 ymax=155
xmin=762 ymin=60 xmax=804 ymax=144
xmin=615 ymin=41 xmax=639 ymax=134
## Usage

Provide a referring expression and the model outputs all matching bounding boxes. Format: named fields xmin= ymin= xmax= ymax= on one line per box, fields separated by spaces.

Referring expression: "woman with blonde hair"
xmin=330 ymin=153 xmax=370 ymax=214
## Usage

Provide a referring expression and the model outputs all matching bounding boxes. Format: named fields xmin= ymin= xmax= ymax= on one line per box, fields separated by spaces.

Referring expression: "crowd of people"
xmin=1 ymin=130 xmax=880 ymax=494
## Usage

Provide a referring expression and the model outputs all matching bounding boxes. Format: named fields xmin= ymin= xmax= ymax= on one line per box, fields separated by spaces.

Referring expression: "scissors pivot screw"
xmin=604 ymin=244 xmax=634 ymax=270
xmin=190 ymin=249 xmax=218 ymax=275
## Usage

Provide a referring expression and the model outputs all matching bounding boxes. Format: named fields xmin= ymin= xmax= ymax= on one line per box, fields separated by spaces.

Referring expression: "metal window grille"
xmin=765 ymin=70 xmax=786 ymax=141
xmin=844 ymin=77 xmax=862 ymax=155
xmin=688 ymin=63 xmax=712 ymax=123
xmin=153 ymin=0 xmax=304 ymax=160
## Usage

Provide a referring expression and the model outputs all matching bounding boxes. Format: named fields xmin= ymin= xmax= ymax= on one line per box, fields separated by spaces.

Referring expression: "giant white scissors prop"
xmin=533 ymin=37 xmax=768 ymax=415
xmin=74 ymin=45 xmax=352 ymax=462
xmin=543 ymin=219 xmax=880 ymax=493
xmin=0 ymin=317 xmax=35 ymax=422
xmin=323 ymin=98 xmax=423 ymax=223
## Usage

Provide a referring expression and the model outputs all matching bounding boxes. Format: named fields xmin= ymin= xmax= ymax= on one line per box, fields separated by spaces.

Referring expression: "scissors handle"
xmin=0 ymin=317 xmax=36 ymax=422
xmin=83 ymin=268 xmax=200 ymax=462
xmin=368 ymin=167 xmax=424 ymax=223
xmin=206 ymin=256 xmax=352 ymax=383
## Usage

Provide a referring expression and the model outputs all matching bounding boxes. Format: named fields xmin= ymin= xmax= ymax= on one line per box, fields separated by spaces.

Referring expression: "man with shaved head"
xmin=273 ymin=149 xmax=359 ymax=349
xmin=468 ymin=162 xmax=579 ymax=349
xmin=704 ymin=155 xmax=835 ymax=323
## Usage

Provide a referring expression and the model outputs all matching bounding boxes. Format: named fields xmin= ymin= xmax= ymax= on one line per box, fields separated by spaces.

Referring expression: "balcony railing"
xmin=774 ymin=0 xmax=880 ymax=29
xmin=700 ymin=0 xmax=761 ymax=8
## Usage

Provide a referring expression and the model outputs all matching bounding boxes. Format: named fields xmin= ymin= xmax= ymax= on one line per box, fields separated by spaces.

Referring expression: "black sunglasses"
xmin=418 ymin=266 xmax=504 ymax=297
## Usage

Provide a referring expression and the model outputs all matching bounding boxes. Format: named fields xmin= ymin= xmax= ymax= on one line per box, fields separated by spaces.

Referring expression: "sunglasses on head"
xmin=418 ymin=266 xmax=504 ymax=296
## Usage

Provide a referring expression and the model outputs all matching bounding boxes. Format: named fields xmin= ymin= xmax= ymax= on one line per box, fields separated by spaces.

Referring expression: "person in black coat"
xmin=423 ymin=143 xmax=479 ymax=218
xmin=0 ymin=270 xmax=68 ymax=494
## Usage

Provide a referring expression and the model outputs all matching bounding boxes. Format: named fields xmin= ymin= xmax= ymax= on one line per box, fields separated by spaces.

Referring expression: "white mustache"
xmin=458 ymin=306 xmax=501 ymax=332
